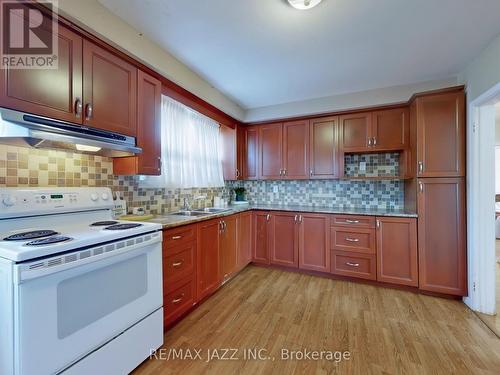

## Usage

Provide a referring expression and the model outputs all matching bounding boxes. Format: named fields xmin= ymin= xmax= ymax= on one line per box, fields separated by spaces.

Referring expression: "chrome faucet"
xmin=181 ymin=197 xmax=191 ymax=211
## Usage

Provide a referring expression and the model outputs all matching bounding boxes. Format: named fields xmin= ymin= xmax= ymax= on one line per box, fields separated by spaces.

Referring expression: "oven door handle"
xmin=15 ymin=231 xmax=162 ymax=283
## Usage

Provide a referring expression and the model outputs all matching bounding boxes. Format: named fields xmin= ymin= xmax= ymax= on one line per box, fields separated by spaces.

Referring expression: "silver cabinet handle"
xmin=418 ymin=161 xmax=424 ymax=174
xmin=368 ymin=138 xmax=372 ymax=146
xmin=294 ymin=215 xmax=298 ymax=223
xmin=158 ymin=157 xmax=162 ymax=172
xmin=299 ymin=215 xmax=302 ymax=223
xmin=236 ymin=169 xmax=240 ymax=178
xmin=310 ymin=170 xmax=313 ymax=176
xmin=376 ymin=219 xmax=380 ymax=228
xmin=345 ymin=219 xmax=359 ymax=224
xmin=85 ymin=103 xmax=93 ymax=120
xmin=75 ymin=98 xmax=82 ymax=117
xmin=283 ymin=168 xmax=287 ymax=176
xmin=223 ymin=221 xmax=227 ymax=230
xmin=345 ymin=237 xmax=359 ymax=242
xmin=419 ymin=181 xmax=424 ymax=193
xmin=373 ymin=137 xmax=377 ymax=146
xmin=219 ymin=220 xmax=224 ymax=232
xmin=346 ymin=262 xmax=360 ymax=267
xmin=172 ymin=261 xmax=183 ymax=268
xmin=171 ymin=235 xmax=182 ymax=240
xmin=266 ymin=214 xmax=270 ymax=221
xmin=279 ymin=169 xmax=283 ymax=176
xmin=172 ymin=293 xmax=185 ymax=304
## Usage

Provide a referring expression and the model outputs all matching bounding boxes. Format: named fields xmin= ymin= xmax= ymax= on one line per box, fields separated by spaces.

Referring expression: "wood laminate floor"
xmin=134 ymin=266 xmax=500 ymax=374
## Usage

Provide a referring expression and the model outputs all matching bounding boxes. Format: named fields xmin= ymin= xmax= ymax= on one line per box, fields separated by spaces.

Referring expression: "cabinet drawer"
xmin=331 ymin=215 xmax=375 ymax=228
xmin=330 ymin=227 xmax=375 ymax=254
xmin=163 ymin=243 xmax=195 ymax=289
xmin=331 ymin=250 xmax=376 ymax=280
xmin=163 ymin=224 xmax=196 ymax=252
xmin=164 ymin=277 xmax=195 ymax=326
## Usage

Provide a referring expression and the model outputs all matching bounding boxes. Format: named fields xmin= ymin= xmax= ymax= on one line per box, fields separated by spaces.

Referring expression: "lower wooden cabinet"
xmin=237 ymin=211 xmax=253 ymax=270
xmin=298 ymin=213 xmax=330 ymax=272
xmin=270 ymin=212 xmax=298 ymax=268
xmin=417 ymin=178 xmax=467 ymax=295
xmin=219 ymin=216 xmax=238 ymax=282
xmin=197 ymin=219 xmax=220 ymax=300
xmin=253 ymin=211 xmax=271 ymax=264
xmin=163 ymin=277 xmax=196 ymax=327
xmin=331 ymin=250 xmax=377 ymax=280
xmin=376 ymin=217 xmax=418 ymax=286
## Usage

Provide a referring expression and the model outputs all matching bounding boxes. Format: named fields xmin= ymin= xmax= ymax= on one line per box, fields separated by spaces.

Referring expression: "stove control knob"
xmin=90 ymin=193 xmax=99 ymax=202
xmin=101 ymin=193 xmax=109 ymax=201
xmin=3 ymin=196 xmax=17 ymax=207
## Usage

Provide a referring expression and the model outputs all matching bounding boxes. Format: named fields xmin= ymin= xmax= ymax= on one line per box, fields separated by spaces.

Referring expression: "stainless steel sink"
xmin=193 ymin=207 xmax=233 ymax=213
xmin=169 ymin=210 xmax=211 ymax=217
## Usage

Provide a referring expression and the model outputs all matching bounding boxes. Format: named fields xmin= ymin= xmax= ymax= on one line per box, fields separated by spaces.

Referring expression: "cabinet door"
xmin=220 ymin=216 xmax=238 ymax=282
xmin=339 ymin=112 xmax=371 ymax=152
xmin=243 ymin=126 xmax=259 ymax=180
xmin=259 ymin=123 xmax=283 ymax=179
xmin=221 ymin=124 xmax=238 ymax=180
xmin=113 ymin=70 xmax=161 ymax=175
xmin=270 ymin=212 xmax=298 ymax=268
xmin=83 ymin=40 xmax=137 ymax=136
xmin=418 ymin=178 xmax=466 ymax=295
xmin=376 ymin=217 xmax=418 ymax=286
xmin=197 ymin=219 xmax=220 ymax=300
xmin=299 ymin=214 xmax=330 ymax=272
xmin=309 ymin=116 xmax=340 ymax=179
xmin=0 ymin=23 xmax=83 ymax=123
xmin=237 ymin=211 xmax=253 ymax=270
xmin=282 ymin=120 xmax=309 ymax=179
xmin=371 ymin=108 xmax=409 ymax=151
xmin=253 ymin=211 xmax=271 ymax=264
xmin=416 ymin=91 xmax=465 ymax=177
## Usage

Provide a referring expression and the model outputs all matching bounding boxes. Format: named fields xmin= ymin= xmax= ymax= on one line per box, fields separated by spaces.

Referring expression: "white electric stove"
xmin=0 ymin=187 xmax=164 ymax=375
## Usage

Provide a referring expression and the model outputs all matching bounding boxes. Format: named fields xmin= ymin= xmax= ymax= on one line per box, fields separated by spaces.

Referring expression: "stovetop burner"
xmin=25 ymin=236 xmax=73 ymax=246
xmin=90 ymin=221 xmax=119 ymax=227
xmin=104 ymin=223 xmax=143 ymax=230
xmin=3 ymin=230 xmax=59 ymax=241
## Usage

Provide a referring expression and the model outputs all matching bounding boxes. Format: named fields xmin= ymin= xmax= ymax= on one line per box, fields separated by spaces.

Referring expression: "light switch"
xmin=359 ymin=161 xmax=366 ymax=172
xmin=273 ymin=185 xmax=279 ymax=193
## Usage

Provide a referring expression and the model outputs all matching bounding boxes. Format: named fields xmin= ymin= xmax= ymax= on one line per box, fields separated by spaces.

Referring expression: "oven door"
xmin=13 ymin=232 xmax=163 ymax=375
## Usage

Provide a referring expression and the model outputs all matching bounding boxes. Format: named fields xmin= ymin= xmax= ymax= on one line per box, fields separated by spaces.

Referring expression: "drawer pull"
xmin=172 ymin=261 xmax=183 ymax=267
xmin=345 ymin=237 xmax=359 ymax=242
xmin=172 ymin=294 xmax=185 ymax=304
xmin=171 ymin=235 xmax=182 ymax=240
xmin=345 ymin=219 xmax=360 ymax=224
xmin=346 ymin=262 xmax=360 ymax=267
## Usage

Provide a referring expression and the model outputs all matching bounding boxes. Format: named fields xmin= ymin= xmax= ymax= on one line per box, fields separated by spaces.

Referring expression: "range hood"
xmin=0 ymin=108 xmax=142 ymax=157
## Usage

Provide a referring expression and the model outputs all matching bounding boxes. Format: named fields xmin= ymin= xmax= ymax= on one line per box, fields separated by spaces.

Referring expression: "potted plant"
xmin=233 ymin=187 xmax=246 ymax=202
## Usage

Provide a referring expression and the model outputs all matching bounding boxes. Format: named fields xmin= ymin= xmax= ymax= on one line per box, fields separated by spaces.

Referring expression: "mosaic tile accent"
xmin=344 ymin=152 xmax=400 ymax=177
xmin=0 ymin=145 xmax=227 ymax=215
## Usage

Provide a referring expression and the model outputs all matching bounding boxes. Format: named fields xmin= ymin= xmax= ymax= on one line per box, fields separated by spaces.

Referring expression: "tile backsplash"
xmin=1 ymin=146 xmax=404 ymax=212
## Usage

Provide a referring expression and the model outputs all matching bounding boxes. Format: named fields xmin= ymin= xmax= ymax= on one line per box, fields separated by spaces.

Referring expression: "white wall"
xmin=56 ymin=0 xmax=246 ymax=121
xmin=244 ymin=78 xmax=459 ymax=122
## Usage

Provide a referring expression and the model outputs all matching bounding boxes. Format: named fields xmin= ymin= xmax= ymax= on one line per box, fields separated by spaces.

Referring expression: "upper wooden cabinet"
xmin=259 ymin=123 xmax=283 ymax=179
xmin=372 ymin=108 xmax=409 ymax=151
xmin=309 ymin=116 xmax=341 ymax=179
xmin=376 ymin=217 xmax=418 ymax=287
xmin=113 ymin=70 xmax=162 ymax=175
xmin=282 ymin=120 xmax=310 ymax=179
xmin=0 ymin=23 xmax=83 ymax=123
xmin=221 ymin=124 xmax=238 ymax=180
xmin=242 ymin=126 xmax=259 ymax=180
xmin=83 ymin=40 xmax=137 ymax=136
xmin=417 ymin=178 xmax=467 ymax=296
xmin=415 ymin=91 xmax=465 ymax=177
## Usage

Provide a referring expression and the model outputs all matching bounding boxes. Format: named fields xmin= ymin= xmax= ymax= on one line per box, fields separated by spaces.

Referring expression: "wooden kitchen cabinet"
xmin=376 ymin=217 xmax=418 ymax=286
xmin=298 ymin=213 xmax=330 ymax=272
xmin=237 ymin=211 xmax=253 ymax=270
xmin=83 ymin=40 xmax=137 ymax=136
xmin=253 ymin=211 xmax=271 ymax=264
xmin=331 ymin=250 xmax=377 ymax=280
xmin=197 ymin=219 xmax=221 ymax=300
xmin=371 ymin=108 xmax=409 ymax=151
xmin=113 ymin=70 xmax=162 ymax=175
xmin=282 ymin=120 xmax=310 ymax=179
xmin=242 ymin=126 xmax=259 ymax=179
xmin=417 ymin=178 xmax=466 ymax=296
xmin=270 ymin=212 xmax=298 ymax=268
xmin=221 ymin=124 xmax=239 ymax=180
xmin=259 ymin=123 xmax=283 ymax=179
xmin=415 ymin=91 xmax=465 ymax=177
xmin=309 ymin=116 xmax=341 ymax=179
xmin=339 ymin=112 xmax=371 ymax=152
xmin=0 ymin=22 xmax=83 ymax=123
xmin=219 ymin=216 xmax=238 ymax=282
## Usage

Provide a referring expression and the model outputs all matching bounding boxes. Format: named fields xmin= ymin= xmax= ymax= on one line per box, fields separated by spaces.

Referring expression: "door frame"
xmin=464 ymin=81 xmax=500 ymax=314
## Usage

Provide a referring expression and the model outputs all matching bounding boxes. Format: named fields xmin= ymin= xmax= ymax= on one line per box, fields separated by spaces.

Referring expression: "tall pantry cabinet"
xmin=408 ymin=89 xmax=467 ymax=296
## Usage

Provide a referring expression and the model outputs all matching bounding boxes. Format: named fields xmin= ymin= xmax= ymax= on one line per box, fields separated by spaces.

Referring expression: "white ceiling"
xmin=98 ymin=0 xmax=500 ymax=110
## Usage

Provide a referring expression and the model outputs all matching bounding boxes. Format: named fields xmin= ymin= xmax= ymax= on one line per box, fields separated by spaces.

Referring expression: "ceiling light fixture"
xmin=287 ymin=0 xmax=323 ymax=10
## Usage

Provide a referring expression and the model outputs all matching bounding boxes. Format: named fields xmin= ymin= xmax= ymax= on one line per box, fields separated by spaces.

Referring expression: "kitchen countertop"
xmin=146 ymin=204 xmax=417 ymax=229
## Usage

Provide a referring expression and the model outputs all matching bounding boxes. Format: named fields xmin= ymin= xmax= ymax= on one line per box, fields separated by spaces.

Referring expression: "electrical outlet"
xmin=359 ymin=161 xmax=366 ymax=172
xmin=273 ymin=185 xmax=279 ymax=193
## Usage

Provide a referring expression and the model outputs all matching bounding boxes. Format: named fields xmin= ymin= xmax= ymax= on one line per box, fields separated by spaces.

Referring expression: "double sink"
xmin=170 ymin=207 xmax=233 ymax=217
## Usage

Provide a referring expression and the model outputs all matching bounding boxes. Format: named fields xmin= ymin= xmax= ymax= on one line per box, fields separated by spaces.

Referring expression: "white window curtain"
xmin=140 ymin=96 xmax=224 ymax=188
